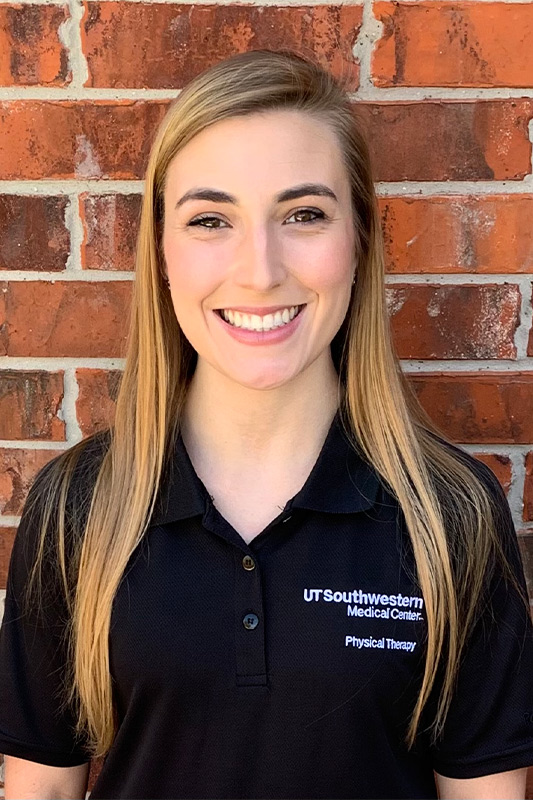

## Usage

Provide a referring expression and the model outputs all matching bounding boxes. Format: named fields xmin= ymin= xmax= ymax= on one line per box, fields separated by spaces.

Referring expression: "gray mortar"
xmin=60 ymin=367 xmax=83 ymax=443
xmin=64 ymin=194 xmax=84 ymax=272
xmin=58 ymin=0 xmax=89 ymax=88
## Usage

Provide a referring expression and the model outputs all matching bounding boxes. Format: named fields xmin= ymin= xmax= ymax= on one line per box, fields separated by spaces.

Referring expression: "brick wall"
xmin=1 ymin=0 xmax=533 ymax=795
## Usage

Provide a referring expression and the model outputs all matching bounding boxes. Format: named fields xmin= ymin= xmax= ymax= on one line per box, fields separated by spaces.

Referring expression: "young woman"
xmin=1 ymin=49 xmax=532 ymax=800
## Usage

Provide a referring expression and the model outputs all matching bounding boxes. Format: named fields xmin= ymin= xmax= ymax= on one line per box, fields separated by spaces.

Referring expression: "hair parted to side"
xmin=24 ymin=48 xmax=523 ymax=760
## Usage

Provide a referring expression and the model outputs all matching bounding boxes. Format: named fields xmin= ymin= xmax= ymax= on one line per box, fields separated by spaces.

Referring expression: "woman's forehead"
xmin=164 ymin=111 xmax=348 ymax=201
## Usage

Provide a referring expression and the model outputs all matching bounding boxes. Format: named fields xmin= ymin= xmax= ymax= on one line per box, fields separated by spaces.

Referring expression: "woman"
xmin=1 ymin=49 xmax=532 ymax=799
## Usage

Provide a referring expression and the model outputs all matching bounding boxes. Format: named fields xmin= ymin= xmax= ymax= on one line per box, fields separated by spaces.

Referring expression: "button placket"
xmin=233 ymin=547 xmax=267 ymax=686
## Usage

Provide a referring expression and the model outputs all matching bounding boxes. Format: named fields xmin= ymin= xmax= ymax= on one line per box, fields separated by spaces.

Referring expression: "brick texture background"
xmin=1 ymin=0 xmax=533 ymax=795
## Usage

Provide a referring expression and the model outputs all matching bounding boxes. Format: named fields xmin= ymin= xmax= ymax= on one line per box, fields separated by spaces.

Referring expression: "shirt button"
xmin=243 ymin=613 xmax=259 ymax=630
xmin=242 ymin=555 xmax=255 ymax=570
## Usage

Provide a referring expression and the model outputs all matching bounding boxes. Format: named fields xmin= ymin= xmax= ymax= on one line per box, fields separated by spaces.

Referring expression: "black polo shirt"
xmin=1 ymin=410 xmax=533 ymax=799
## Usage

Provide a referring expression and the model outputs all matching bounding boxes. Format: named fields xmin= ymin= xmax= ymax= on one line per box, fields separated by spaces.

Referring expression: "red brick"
xmin=0 ymin=448 xmax=63 ymax=515
xmin=0 ymin=527 xmax=16 ymax=588
xmin=1 ymin=100 xmax=531 ymax=182
xmin=88 ymin=759 xmax=104 ymax=793
xmin=76 ymin=368 xmax=121 ymax=437
xmin=473 ymin=453 xmax=512 ymax=495
xmin=358 ymin=100 xmax=533 ymax=181
xmin=0 ymin=371 xmax=64 ymax=440
xmin=2 ymin=281 xmax=131 ymax=358
xmin=83 ymin=3 xmax=362 ymax=90
xmin=409 ymin=373 xmax=533 ymax=444
xmin=518 ymin=533 xmax=533 ymax=604
xmin=0 ymin=195 xmax=70 ymax=272
xmin=373 ymin=3 xmax=533 ymax=89
xmin=380 ymin=196 xmax=533 ymax=275
xmin=0 ymin=5 xmax=70 ymax=87
xmin=0 ymin=101 xmax=168 ymax=180
xmin=388 ymin=284 xmax=520 ymax=359
xmin=80 ymin=194 xmax=141 ymax=271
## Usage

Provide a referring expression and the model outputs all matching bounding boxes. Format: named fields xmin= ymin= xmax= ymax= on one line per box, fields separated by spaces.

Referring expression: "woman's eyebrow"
xmin=175 ymin=183 xmax=338 ymax=209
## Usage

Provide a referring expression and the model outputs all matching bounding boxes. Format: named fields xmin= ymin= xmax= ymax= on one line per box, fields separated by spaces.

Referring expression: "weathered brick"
xmin=0 ymin=5 xmax=70 ymax=87
xmin=0 ymin=101 xmax=168 ymax=180
xmin=358 ymin=100 xmax=533 ymax=182
xmin=380 ymin=196 xmax=533 ymax=275
xmin=83 ymin=3 xmax=362 ymax=90
xmin=76 ymin=368 xmax=121 ymax=437
xmin=523 ymin=453 xmax=533 ymax=522
xmin=517 ymin=532 xmax=533 ymax=603
xmin=88 ymin=759 xmax=104 ymax=793
xmin=0 ymin=371 xmax=64 ymax=440
xmin=0 ymin=527 xmax=16 ymax=589
xmin=1 ymin=100 xmax=531 ymax=182
xmin=80 ymin=194 xmax=141 ymax=271
xmin=0 ymin=448 xmax=62 ymax=516
xmin=409 ymin=373 xmax=533 ymax=444
xmin=373 ymin=2 xmax=533 ymax=88
xmin=1 ymin=281 xmax=131 ymax=357
xmin=388 ymin=284 xmax=520 ymax=359
xmin=473 ymin=453 xmax=512 ymax=495
xmin=0 ymin=195 xmax=70 ymax=272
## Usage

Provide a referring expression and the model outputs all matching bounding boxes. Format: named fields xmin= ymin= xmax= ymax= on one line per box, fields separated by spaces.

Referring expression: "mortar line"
xmin=2 ymin=271 xmax=532 ymax=283
xmin=0 ymin=271 xmax=134 ymax=280
xmin=60 ymin=368 xmax=84 ymax=444
xmin=462 ymin=444 xmax=532 ymax=456
xmin=0 ymin=518 xmax=19 ymax=527
xmin=514 ymin=276 xmax=533 ymax=360
xmin=3 ymin=180 xmax=533 ymax=195
xmin=0 ymin=357 xmax=126 ymax=368
xmin=4 ymin=87 xmax=533 ymax=102
xmin=385 ymin=275 xmax=533 ymax=286
xmin=58 ymin=0 xmax=89 ymax=88
xmin=64 ymin=195 xmax=84 ymax=272
xmin=509 ymin=452 xmax=527 ymax=524
xmin=0 ymin=441 xmax=72 ymax=450
xmin=3 ymin=356 xmax=533 ymax=370
xmin=401 ymin=359 xmax=533 ymax=371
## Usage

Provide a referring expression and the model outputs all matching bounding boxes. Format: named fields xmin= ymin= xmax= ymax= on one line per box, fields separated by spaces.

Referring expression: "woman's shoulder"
xmin=21 ymin=428 xmax=112 ymax=540
xmin=35 ymin=428 xmax=110 ymax=489
xmin=428 ymin=432 xmax=508 ymax=505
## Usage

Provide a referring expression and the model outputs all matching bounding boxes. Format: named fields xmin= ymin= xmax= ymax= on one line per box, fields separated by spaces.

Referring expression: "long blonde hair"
xmin=24 ymin=49 xmax=521 ymax=759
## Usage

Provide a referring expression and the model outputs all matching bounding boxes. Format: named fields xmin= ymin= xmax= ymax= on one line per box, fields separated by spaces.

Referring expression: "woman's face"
xmin=162 ymin=109 xmax=357 ymax=391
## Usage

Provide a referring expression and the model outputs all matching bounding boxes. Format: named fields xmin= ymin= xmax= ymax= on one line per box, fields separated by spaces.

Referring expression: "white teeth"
xmin=262 ymin=314 xmax=274 ymax=331
xmin=220 ymin=305 xmax=301 ymax=331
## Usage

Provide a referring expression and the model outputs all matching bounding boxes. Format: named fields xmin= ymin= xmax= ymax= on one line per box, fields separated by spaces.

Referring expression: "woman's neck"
xmin=181 ymin=352 xmax=341 ymax=472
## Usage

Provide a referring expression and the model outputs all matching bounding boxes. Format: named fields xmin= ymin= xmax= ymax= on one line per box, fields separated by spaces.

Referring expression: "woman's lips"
xmin=212 ymin=304 xmax=306 ymax=345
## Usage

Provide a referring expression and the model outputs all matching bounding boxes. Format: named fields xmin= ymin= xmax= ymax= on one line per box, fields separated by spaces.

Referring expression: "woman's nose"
xmin=232 ymin=226 xmax=286 ymax=291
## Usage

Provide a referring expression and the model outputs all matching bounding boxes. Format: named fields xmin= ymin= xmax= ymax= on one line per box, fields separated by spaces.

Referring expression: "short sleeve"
xmin=0 ymin=460 xmax=92 ymax=767
xmin=428 ymin=460 xmax=533 ymax=779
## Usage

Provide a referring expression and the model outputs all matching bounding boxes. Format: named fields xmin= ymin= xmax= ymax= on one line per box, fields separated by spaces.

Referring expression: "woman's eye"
xmin=286 ymin=208 xmax=326 ymax=225
xmin=187 ymin=208 xmax=326 ymax=230
xmin=187 ymin=215 xmax=226 ymax=230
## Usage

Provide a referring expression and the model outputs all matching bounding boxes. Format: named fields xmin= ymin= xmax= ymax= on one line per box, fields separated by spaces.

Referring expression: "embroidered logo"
xmin=303 ymin=587 xmax=424 ymax=621
xmin=303 ymin=587 xmax=425 ymax=652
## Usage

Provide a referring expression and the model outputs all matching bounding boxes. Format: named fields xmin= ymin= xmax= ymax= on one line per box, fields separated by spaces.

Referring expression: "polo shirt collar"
xmin=151 ymin=408 xmax=381 ymax=527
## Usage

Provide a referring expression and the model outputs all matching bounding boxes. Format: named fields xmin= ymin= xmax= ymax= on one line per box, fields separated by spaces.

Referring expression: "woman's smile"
xmin=212 ymin=302 xmax=307 ymax=345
